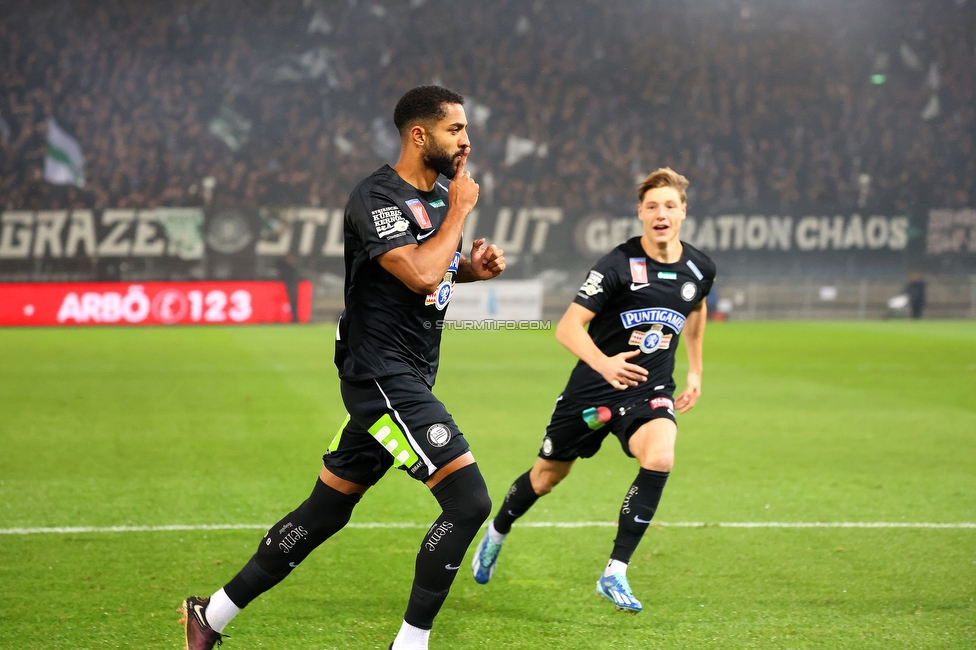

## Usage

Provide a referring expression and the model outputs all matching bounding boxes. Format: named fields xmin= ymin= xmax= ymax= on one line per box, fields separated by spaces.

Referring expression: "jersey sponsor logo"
xmin=629 ymin=325 xmax=673 ymax=354
xmin=429 ymin=198 xmax=446 ymax=208
xmin=681 ymin=282 xmax=697 ymax=301
xmin=427 ymin=282 xmax=453 ymax=310
xmin=619 ymin=307 xmax=686 ymax=332
xmin=426 ymin=423 xmax=452 ymax=447
xmin=425 ymin=252 xmax=461 ymax=310
xmin=371 ymin=205 xmax=410 ymax=239
xmin=405 ymin=198 xmax=432 ymax=229
xmin=578 ymin=270 xmax=604 ymax=298
xmin=417 ymin=229 xmax=436 ymax=241
xmin=629 ymin=258 xmax=648 ymax=284
xmin=657 ymin=271 xmax=677 ymax=280
xmin=650 ymin=396 xmax=674 ymax=411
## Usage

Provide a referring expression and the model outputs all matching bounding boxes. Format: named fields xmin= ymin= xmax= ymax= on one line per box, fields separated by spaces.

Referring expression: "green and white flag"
xmin=44 ymin=118 xmax=85 ymax=187
xmin=208 ymin=106 xmax=251 ymax=152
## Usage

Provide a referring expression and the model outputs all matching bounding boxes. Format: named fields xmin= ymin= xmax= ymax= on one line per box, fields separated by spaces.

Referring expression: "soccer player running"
xmin=471 ymin=168 xmax=715 ymax=613
xmin=180 ymin=86 xmax=505 ymax=650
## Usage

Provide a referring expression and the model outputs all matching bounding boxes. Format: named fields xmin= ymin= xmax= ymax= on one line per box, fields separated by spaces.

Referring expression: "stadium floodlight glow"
xmin=870 ymin=74 xmax=887 ymax=84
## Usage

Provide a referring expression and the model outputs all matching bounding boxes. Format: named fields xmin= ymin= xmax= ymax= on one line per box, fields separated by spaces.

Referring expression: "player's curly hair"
xmin=638 ymin=167 xmax=690 ymax=204
xmin=393 ymin=86 xmax=465 ymax=136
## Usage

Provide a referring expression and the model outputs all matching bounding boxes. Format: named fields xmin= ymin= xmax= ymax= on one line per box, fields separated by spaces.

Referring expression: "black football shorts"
xmin=323 ymin=374 xmax=470 ymax=485
xmin=539 ymin=384 xmax=676 ymax=462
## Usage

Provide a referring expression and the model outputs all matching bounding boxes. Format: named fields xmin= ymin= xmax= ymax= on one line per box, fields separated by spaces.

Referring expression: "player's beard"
xmin=422 ymin=140 xmax=463 ymax=179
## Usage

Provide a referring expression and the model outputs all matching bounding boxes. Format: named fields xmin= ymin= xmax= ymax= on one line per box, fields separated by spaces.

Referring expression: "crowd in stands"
xmin=1 ymin=0 xmax=973 ymax=216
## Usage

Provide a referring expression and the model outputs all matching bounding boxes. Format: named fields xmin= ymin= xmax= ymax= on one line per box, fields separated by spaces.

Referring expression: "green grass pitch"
xmin=1 ymin=321 xmax=974 ymax=649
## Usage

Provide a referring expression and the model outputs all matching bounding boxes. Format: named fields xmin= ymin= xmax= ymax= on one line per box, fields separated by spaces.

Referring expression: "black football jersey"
xmin=335 ymin=165 xmax=462 ymax=386
xmin=564 ymin=237 xmax=716 ymax=401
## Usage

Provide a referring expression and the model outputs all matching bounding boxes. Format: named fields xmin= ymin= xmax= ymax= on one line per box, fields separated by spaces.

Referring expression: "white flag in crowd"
xmin=208 ymin=106 xmax=252 ymax=152
xmin=44 ymin=117 xmax=85 ymax=187
xmin=504 ymin=134 xmax=548 ymax=167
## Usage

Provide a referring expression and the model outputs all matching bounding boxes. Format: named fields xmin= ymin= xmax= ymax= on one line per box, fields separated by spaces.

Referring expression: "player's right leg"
xmin=472 ymin=457 xmax=573 ymax=584
xmin=474 ymin=394 xmax=606 ymax=584
xmin=597 ymin=410 xmax=677 ymax=614
xmin=179 ymin=415 xmax=384 ymax=649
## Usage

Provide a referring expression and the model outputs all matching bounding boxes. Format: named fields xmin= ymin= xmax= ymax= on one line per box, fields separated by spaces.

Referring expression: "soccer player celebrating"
xmin=471 ymin=168 xmax=714 ymax=613
xmin=180 ymin=86 xmax=505 ymax=650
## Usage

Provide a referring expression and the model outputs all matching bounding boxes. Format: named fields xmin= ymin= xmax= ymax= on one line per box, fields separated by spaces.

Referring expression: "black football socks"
xmin=610 ymin=468 xmax=669 ymax=563
xmin=404 ymin=464 xmax=491 ymax=629
xmin=224 ymin=478 xmax=361 ymax=608
xmin=491 ymin=470 xmax=540 ymax=535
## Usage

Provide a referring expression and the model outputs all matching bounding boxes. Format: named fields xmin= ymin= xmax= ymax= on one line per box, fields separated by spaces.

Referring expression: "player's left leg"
xmin=392 ymin=453 xmax=492 ymax=650
xmin=597 ymin=417 xmax=675 ymax=613
xmin=180 ymin=466 xmax=369 ymax=649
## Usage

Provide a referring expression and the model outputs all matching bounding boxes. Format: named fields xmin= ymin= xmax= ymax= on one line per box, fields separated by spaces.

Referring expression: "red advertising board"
xmin=0 ymin=281 xmax=312 ymax=326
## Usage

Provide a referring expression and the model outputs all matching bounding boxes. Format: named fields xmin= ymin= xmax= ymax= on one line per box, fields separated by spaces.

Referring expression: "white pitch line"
xmin=1 ymin=521 xmax=975 ymax=535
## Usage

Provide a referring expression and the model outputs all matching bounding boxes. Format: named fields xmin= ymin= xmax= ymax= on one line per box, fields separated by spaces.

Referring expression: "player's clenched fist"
xmin=468 ymin=238 xmax=505 ymax=280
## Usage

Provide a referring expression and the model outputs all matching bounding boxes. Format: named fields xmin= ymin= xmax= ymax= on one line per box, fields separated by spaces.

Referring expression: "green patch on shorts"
xmin=327 ymin=414 xmax=352 ymax=453
xmin=368 ymin=414 xmax=420 ymax=468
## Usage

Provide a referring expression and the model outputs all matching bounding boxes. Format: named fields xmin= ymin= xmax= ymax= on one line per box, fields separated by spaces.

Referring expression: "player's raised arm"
xmin=379 ymin=152 xmax=478 ymax=294
xmin=675 ymin=299 xmax=706 ymax=413
xmin=457 ymin=237 xmax=506 ymax=282
xmin=556 ymin=303 xmax=649 ymax=391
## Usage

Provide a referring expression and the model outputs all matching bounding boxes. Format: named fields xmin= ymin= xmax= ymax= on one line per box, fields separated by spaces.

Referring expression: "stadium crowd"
xmin=1 ymin=0 xmax=973 ymax=216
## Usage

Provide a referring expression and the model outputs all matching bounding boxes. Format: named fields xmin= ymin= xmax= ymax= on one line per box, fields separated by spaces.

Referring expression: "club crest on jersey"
xmin=425 ymin=252 xmax=460 ymax=310
xmin=578 ymin=270 xmax=604 ymax=298
xmin=629 ymin=258 xmax=648 ymax=284
xmin=541 ymin=436 xmax=554 ymax=456
xmin=681 ymin=282 xmax=697 ymax=301
xmin=426 ymin=423 xmax=452 ymax=447
xmin=405 ymin=198 xmax=432 ymax=229
xmin=628 ymin=325 xmax=673 ymax=354
xmin=619 ymin=307 xmax=686 ymax=332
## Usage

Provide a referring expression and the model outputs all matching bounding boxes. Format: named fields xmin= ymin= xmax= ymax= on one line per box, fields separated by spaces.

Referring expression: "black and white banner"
xmin=1 ymin=206 xmax=970 ymax=280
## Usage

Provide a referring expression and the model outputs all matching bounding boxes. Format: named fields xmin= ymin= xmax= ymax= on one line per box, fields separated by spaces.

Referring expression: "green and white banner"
xmin=44 ymin=118 xmax=85 ymax=188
